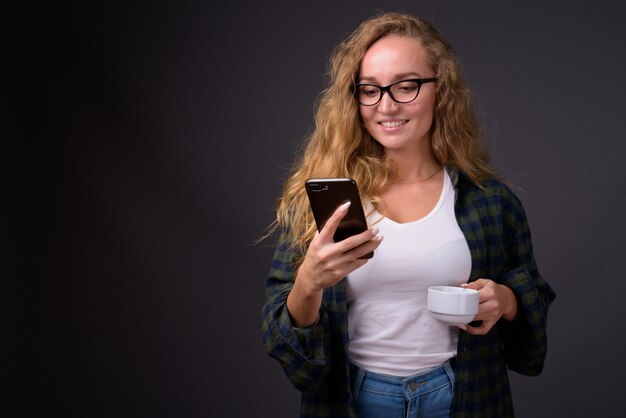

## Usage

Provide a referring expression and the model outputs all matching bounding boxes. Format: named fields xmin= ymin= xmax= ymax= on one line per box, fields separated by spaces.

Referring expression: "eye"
xmin=394 ymin=81 xmax=418 ymax=94
xmin=359 ymin=85 xmax=380 ymax=97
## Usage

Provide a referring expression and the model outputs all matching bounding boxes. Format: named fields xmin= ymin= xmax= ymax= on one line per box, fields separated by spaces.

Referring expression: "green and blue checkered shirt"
xmin=262 ymin=166 xmax=556 ymax=417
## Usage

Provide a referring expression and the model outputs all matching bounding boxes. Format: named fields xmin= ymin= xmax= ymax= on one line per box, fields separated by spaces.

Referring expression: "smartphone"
xmin=305 ymin=178 xmax=373 ymax=259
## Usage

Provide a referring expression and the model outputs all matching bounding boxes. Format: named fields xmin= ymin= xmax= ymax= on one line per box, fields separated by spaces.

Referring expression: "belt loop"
xmin=349 ymin=363 xmax=366 ymax=401
xmin=443 ymin=359 xmax=456 ymax=386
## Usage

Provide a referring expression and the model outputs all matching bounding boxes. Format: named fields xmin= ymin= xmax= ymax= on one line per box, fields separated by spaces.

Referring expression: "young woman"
xmin=261 ymin=12 xmax=555 ymax=418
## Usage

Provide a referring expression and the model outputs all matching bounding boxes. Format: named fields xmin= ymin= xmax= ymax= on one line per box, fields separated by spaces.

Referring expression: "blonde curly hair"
xmin=269 ymin=12 xmax=497 ymax=256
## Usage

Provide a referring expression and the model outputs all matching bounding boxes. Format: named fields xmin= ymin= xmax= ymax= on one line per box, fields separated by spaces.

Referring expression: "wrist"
xmin=294 ymin=265 xmax=323 ymax=296
xmin=501 ymin=285 xmax=519 ymax=321
xmin=287 ymin=269 xmax=323 ymax=328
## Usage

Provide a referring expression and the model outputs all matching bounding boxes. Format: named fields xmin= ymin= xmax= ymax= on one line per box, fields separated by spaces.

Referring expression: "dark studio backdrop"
xmin=15 ymin=1 xmax=626 ymax=417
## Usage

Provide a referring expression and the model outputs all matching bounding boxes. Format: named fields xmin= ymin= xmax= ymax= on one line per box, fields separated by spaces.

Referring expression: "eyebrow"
xmin=359 ymin=72 xmax=422 ymax=83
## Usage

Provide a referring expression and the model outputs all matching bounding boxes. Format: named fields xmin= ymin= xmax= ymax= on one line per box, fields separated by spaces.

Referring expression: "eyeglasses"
xmin=354 ymin=78 xmax=437 ymax=106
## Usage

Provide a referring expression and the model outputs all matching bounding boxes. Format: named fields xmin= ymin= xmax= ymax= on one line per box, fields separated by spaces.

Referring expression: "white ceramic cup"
xmin=427 ymin=286 xmax=479 ymax=316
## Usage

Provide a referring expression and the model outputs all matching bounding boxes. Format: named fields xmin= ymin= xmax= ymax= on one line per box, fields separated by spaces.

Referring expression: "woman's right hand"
xmin=299 ymin=201 xmax=382 ymax=290
xmin=286 ymin=201 xmax=383 ymax=327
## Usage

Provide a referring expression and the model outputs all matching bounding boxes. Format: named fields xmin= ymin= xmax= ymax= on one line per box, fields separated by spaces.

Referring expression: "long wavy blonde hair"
xmin=269 ymin=12 xmax=497 ymax=255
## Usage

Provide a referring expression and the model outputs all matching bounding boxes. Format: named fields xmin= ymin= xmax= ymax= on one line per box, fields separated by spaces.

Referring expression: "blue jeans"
xmin=350 ymin=360 xmax=455 ymax=418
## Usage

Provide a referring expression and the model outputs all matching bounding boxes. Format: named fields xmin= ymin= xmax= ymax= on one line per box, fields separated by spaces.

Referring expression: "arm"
xmin=260 ymin=240 xmax=332 ymax=393
xmin=459 ymin=180 xmax=556 ymax=375
xmin=493 ymin=186 xmax=556 ymax=375
xmin=261 ymin=203 xmax=382 ymax=392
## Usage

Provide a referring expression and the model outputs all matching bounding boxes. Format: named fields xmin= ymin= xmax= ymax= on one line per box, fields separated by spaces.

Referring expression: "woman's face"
xmin=358 ymin=35 xmax=436 ymax=155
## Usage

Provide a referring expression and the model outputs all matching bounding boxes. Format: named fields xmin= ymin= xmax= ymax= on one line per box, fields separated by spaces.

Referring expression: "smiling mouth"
xmin=380 ymin=120 xmax=408 ymax=128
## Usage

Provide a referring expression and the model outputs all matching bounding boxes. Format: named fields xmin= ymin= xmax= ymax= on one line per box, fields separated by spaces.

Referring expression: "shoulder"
xmin=449 ymin=166 xmax=529 ymax=231
xmin=449 ymin=166 xmax=522 ymax=206
xmin=480 ymin=177 xmax=523 ymax=209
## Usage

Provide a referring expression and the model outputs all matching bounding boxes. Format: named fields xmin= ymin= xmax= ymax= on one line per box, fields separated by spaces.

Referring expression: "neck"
xmin=386 ymin=146 xmax=441 ymax=183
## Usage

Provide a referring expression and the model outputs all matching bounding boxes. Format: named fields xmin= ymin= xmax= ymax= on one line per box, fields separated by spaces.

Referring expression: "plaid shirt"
xmin=261 ymin=166 xmax=556 ymax=417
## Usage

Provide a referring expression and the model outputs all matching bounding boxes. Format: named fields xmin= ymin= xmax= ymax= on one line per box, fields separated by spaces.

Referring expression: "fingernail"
xmin=371 ymin=227 xmax=379 ymax=235
xmin=457 ymin=325 xmax=467 ymax=331
xmin=340 ymin=201 xmax=351 ymax=211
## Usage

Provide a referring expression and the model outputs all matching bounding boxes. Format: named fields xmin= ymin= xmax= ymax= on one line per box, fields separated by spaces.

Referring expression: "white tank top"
xmin=346 ymin=169 xmax=472 ymax=376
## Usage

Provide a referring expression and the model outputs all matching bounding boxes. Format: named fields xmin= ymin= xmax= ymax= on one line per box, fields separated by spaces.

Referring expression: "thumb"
xmin=461 ymin=278 xmax=489 ymax=290
xmin=319 ymin=201 xmax=350 ymax=240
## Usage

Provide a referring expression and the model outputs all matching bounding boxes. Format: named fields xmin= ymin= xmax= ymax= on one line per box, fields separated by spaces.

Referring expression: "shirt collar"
xmin=446 ymin=165 xmax=460 ymax=189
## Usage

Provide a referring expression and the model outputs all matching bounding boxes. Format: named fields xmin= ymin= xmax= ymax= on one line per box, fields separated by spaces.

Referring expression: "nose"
xmin=378 ymin=91 xmax=399 ymax=112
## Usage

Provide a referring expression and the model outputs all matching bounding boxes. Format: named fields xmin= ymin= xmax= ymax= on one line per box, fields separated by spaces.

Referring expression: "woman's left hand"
xmin=460 ymin=279 xmax=518 ymax=335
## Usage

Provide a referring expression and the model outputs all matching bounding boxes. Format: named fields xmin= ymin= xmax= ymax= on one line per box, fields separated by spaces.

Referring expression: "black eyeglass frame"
xmin=353 ymin=77 xmax=438 ymax=106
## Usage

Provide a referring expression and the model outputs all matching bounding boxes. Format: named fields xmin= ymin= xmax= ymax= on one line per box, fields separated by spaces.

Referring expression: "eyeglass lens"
xmin=357 ymin=80 xmax=420 ymax=106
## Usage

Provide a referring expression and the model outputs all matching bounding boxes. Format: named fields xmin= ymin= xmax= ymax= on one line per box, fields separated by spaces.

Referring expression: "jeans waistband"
xmin=350 ymin=358 xmax=455 ymax=391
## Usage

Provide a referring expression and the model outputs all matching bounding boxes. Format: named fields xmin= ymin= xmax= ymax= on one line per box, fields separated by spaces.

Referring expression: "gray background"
xmin=16 ymin=0 xmax=626 ymax=417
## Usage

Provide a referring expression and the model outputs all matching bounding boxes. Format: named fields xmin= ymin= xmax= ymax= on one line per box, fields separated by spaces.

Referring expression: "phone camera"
xmin=308 ymin=183 xmax=329 ymax=192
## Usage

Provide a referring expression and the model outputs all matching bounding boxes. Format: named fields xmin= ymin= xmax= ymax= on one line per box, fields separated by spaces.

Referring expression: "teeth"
xmin=381 ymin=121 xmax=405 ymax=128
